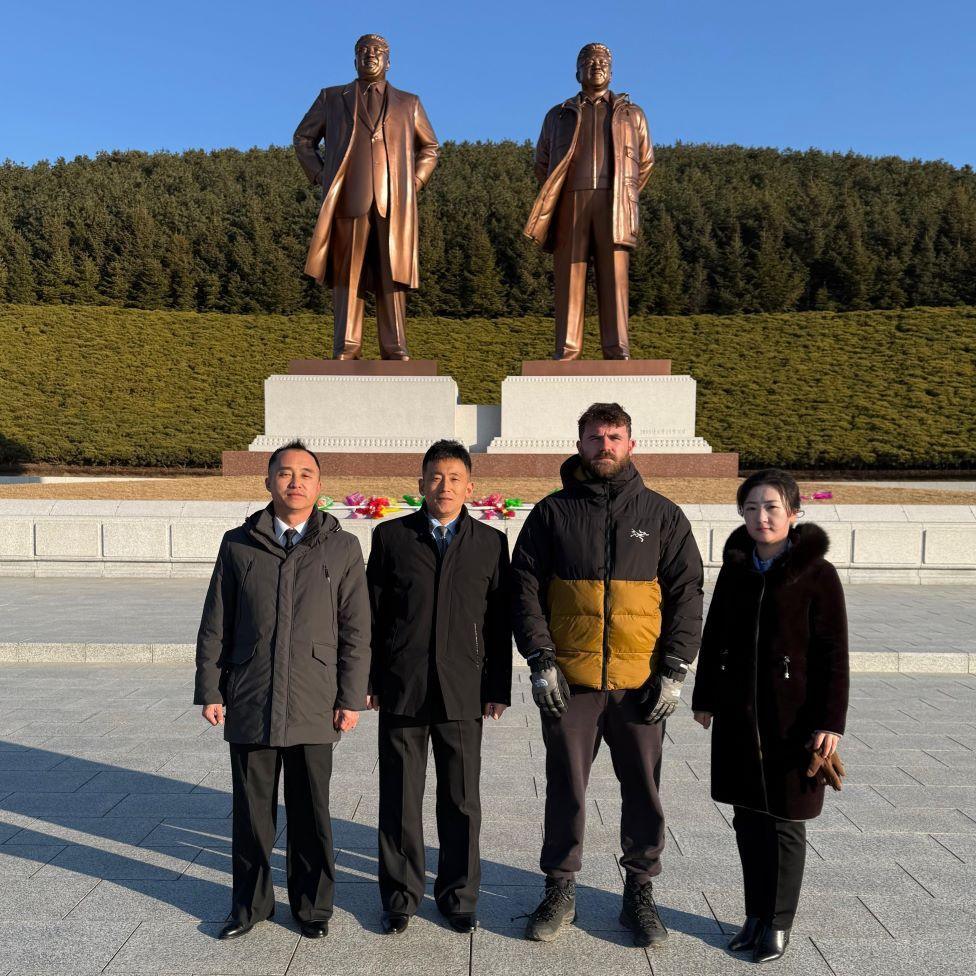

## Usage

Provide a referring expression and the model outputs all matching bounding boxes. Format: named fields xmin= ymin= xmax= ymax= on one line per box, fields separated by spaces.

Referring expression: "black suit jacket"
xmin=366 ymin=505 xmax=512 ymax=720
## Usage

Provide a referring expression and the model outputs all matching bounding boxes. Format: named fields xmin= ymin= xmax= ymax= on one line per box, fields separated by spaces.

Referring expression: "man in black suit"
xmin=366 ymin=440 xmax=512 ymax=934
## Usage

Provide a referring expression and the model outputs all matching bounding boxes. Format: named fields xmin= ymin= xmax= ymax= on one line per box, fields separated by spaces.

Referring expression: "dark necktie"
xmin=435 ymin=525 xmax=449 ymax=558
xmin=366 ymin=84 xmax=381 ymax=128
xmin=284 ymin=528 xmax=297 ymax=551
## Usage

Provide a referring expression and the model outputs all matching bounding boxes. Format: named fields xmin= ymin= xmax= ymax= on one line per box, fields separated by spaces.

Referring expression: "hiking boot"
xmin=620 ymin=876 xmax=669 ymax=947
xmin=524 ymin=879 xmax=577 ymax=942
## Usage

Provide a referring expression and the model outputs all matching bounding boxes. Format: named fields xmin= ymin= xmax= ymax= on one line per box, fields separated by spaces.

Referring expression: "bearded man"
xmin=510 ymin=402 xmax=703 ymax=947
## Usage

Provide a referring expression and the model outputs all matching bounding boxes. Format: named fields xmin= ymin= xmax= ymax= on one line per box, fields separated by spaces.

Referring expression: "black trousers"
xmin=540 ymin=688 xmax=666 ymax=883
xmin=229 ymin=742 xmax=335 ymax=926
xmin=732 ymin=806 xmax=807 ymax=929
xmin=377 ymin=712 xmax=483 ymax=915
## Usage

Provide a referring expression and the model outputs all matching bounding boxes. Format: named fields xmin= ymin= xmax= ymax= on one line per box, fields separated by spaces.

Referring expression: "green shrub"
xmin=1 ymin=304 xmax=972 ymax=468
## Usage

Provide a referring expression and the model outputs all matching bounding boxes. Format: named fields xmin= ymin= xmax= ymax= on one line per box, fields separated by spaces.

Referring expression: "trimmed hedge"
xmin=1 ymin=304 xmax=973 ymax=468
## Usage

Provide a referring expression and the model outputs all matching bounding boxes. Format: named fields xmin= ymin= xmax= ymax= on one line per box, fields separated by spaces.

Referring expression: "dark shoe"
xmin=524 ymin=879 xmax=577 ymax=942
xmin=728 ymin=915 xmax=762 ymax=951
xmin=381 ymin=911 xmax=410 ymax=935
xmin=218 ymin=921 xmax=254 ymax=939
xmin=620 ymin=876 xmax=669 ymax=948
xmin=753 ymin=925 xmax=790 ymax=963
xmin=299 ymin=920 xmax=328 ymax=939
xmin=446 ymin=913 xmax=477 ymax=933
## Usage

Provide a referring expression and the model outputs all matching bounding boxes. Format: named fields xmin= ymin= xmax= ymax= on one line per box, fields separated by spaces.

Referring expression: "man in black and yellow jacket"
xmin=511 ymin=402 xmax=703 ymax=947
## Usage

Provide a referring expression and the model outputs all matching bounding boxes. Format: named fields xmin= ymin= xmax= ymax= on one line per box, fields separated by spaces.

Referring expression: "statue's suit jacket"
xmin=524 ymin=91 xmax=653 ymax=254
xmin=294 ymin=82 xmax=439 ymax=288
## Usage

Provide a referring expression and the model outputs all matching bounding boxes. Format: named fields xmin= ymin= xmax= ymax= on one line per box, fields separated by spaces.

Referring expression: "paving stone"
xmin=705 ymin=886 xmax=889 ymax=937
xmin=806 ymin=831 xmax=960 ymax=864
xmin=0 ymin=876 xmax=98 ymax=919
xmin=0 ymin=845 xmax=66 ymax=878
xmin=103 ymin=920 xmax=299 ymax=974
xmin=3 ymin=818 xmax=161 ymax=847
xmin=860 ymin=892 xmax=976 ymax=939
xmin=471 ymin=926 xmax=654 ymax=976
xmin=103 ymin=794 xmax=232 ymax=819
xmin=930 ymin=832 xmax=976 ymax=861
xmin=34 ymin=844 xmax=198 ymax=882
xmin=66 ymin=877 xmax=236 ymax=922
xmin=814 ymin=936 xmax=976 ymax=976
xmin=872 ymin=784 xmax=976 ymax=808
xmin=0 ymin=919 xmax=139 ymax=974
xmin=2 ymin=792 xmax=128 ymax=818
xmin=290 ymin=912 xmax=469 ymax=975
xmin=641 ymin=929 xmax=833 ymax=975
xmin=76 ymin=770 xmax=202 ymax=794
xmin=839 ymin=807 xmax=976 ymax=833
xmin=138 ymin=819 xmax=233 ymax=848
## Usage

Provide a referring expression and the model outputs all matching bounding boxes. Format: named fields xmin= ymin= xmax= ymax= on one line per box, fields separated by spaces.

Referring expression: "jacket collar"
xmin=246 ymin=504 xmax=335 ymax=556
xmin=344 ymin=79 xmax=400 ymax=125
xmin=558 ymin=454 xmax=644 ymax=500
xmin=408 ymin=502 xmax=473 ymax=541
xmin=562 ymin=90 xmax=629 ymax=113
xmin=723 ymin=523 xmax=830 ymax=581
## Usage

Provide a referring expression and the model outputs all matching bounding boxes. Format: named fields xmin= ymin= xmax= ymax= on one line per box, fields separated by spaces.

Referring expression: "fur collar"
xmin=723 ymin=522 xmax=830 ymax=580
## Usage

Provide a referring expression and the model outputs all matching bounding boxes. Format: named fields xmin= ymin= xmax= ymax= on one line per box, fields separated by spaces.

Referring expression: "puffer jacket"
xmin=193 ymin=505 xmax=371 ymax=747
xmin=691 ymin=523 xmax=849 ymax=820
xmin=511 ymin=456 xmax=703 ymax=689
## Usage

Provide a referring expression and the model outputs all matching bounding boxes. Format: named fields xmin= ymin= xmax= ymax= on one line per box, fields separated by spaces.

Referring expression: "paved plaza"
xmin=1 ymin=579 xmax=975 ymax=655
xmin=0 ymin=664 xmax=974 ymax=975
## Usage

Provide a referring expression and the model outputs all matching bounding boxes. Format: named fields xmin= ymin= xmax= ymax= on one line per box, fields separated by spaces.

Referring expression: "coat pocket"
xmin=312 ymin=641 xmax=338 ymax=667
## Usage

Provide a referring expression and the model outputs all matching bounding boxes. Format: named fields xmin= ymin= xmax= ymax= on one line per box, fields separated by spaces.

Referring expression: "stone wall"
xmin=1 ymin=500 xmax=974 ymax=582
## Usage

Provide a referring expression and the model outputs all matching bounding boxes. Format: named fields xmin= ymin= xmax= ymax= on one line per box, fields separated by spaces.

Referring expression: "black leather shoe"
xmin=728 ymin=915 xmax=762 ymax=951
xmin=381 ymin=911 xmax=410 ymax=935
xmin=753 ymin=925 xmax=790 ymax=963
xmin=218 ymin=921 xmax=254 ymax=940
xmin=299 ymin=920 xmax=329 ymax=939
xmin=446 ymin=913 xmax=478 ymax=933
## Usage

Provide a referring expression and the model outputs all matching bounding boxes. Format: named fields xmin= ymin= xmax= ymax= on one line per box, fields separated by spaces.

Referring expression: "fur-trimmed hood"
xmin=722 ymin=523 xmax=830 ymax=580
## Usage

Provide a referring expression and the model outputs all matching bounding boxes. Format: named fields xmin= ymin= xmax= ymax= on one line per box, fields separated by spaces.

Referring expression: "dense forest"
xmin=1 ymin=142 xmax=974 ymax=318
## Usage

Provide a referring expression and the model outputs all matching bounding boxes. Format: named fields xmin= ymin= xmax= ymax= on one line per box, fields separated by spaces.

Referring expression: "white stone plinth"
xmin=487 ymin=374 xmax=712 ymax=454
xmin=250 ymin=374 xmax=460 ymax=453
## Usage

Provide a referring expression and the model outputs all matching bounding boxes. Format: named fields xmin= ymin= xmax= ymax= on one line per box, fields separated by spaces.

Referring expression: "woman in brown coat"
xmin=691 ymin=469 xmax=849 ymax=963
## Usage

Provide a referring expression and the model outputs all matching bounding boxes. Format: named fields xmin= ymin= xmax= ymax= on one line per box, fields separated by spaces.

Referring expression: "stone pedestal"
xmin=249 ymin=370 xmax=460 ymax=453
xmin=487 ymin=361 xmax=713 ymax=454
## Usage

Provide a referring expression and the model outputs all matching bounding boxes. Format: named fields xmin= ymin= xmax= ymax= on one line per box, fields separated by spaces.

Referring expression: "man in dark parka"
xmin=194 ymin=441 xmax=370 ymax=940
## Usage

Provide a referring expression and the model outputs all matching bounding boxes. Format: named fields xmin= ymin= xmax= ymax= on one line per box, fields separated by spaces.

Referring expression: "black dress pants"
xmin=540 ymin=688 xmax=666 ymax=883
xmin=377 ymin=712 xmax=483 ymax=915
xmin=732 ymin=806 xmax=806 ymax=929
xmin=229 ymin=742 xmax=335 ymax=926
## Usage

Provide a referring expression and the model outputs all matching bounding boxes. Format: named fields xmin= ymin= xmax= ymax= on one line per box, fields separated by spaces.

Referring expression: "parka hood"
xmin=723 ymin=522 xmax=831 ymax=580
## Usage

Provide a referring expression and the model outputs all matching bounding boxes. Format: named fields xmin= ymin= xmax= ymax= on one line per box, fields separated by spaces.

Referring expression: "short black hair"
xmin=577 ymin=402 xmax=632 ymax=438
xmin=422 ymin=439 xmax=472 ymax=475
xmin=736 ymin=468 xmax=801 ymax=514
xmin=268 ymin=440 xmax=320 ymax=473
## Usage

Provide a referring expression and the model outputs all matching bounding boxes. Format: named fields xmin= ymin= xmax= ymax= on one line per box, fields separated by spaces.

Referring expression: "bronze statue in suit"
xmin=294 ymin=35 xmax=439 ymax=360
xmin=525 ymin=44 xmax=654 ymax=361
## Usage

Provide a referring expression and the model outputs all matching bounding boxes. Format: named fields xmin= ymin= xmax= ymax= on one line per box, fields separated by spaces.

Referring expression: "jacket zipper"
xmin=781 ymin=655 xmax=791 ymax=680
xmin=602 ymin=488 xmax=612 ymax=690
xmin=752 ymin=574 xmax=769 ymax=810
xmin=473 ymin=621 xmax=480 ymax=667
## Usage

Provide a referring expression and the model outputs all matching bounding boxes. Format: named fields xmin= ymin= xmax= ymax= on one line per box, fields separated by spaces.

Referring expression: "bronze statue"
xmin=294 ymin=35 xmax=439 ymax=360
xmin=525 ymin=44 xmax=654 ymax=361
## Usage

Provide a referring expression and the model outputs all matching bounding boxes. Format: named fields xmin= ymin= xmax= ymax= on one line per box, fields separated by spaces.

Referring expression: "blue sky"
xmin=1 ymin=0 xmax=973 ymax=167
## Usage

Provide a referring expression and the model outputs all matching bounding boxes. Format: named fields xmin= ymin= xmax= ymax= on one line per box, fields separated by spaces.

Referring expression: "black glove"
xmin=527 ymin=649 xmax=571 ymax=718
xmin=638 ymin=659 xmax=688 ymax=724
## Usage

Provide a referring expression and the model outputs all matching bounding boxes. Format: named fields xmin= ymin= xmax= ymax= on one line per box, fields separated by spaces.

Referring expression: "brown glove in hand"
xmin=806 ymin=750 xmax=845 ymax=791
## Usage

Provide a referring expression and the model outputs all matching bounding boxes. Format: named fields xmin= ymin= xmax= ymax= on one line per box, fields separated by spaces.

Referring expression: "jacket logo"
xmin=630 ymin=529 xmax=649 ymax=543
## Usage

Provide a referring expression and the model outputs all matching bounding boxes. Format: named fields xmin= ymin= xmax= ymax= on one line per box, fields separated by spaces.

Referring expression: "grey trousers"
xmin=540 ymin=688 xmax=666 ymax=883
